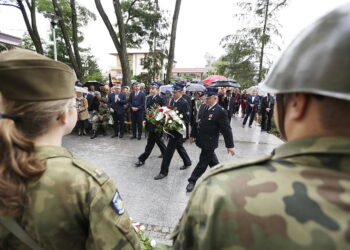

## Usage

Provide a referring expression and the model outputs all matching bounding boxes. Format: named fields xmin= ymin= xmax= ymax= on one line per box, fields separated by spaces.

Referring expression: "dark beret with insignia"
xmin=173 ymin=82 xmax=185 ymax=91
xmin=204 ymin=87 xmax=219 ymax=97
xmin=151 ymin=82 xmax=160 ymax=88
xmin=0 ymin=49 xmax=76 ymax=101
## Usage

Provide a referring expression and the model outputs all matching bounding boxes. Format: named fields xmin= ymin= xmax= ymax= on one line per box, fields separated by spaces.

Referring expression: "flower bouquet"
xmin=146 ymin=105 xmax=186 ymax=136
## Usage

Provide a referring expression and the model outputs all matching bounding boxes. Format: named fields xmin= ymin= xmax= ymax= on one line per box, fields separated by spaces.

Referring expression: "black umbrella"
xmin=210 ymin=80 xmax=241 ymax=88
xmin=83 ymin=81 xmax=103 ymax=90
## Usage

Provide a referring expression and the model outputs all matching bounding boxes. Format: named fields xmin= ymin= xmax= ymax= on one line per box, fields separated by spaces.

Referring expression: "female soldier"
xmin=0 ymin=49 xmax=140 ymax=250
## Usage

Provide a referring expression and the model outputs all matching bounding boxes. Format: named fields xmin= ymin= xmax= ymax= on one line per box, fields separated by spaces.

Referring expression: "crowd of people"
xmin=74 ymin=81 xmax=276 ymax=141
xmin=73 ymin=80 xmax=276 ymax=191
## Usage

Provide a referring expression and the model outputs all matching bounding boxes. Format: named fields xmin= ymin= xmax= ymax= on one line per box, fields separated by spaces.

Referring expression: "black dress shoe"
xmin=158 ymin=155 xmax=163 ymax=158
xmin=130 ymin=136 xmax=136 ymax=139
xmin=119 ymin=134 xmax=124 ymax=138
xmin=111 ymin=134 xmax=118 ymax=138
xmin=154 ymin=173 xmax=167 ymax=180
xmin=180 ymin=164 xmax=191 ymax=170
xmin=137 ymin=136 xmax=141 ymax=140
xmin=186 ymin=182 xmax=195 ymax=192
xmin=135 ymin=160 xmax=145 ymax=167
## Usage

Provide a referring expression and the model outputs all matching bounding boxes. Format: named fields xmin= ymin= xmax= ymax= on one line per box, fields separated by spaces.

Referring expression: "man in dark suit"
xmin=154 ymin=83 xmax=192 ymax=180
xmin=243 ymin=90 xmax=260 ymax=128
xmin=129 ymin=82 xmax=146 ymax=140
xmin=223 ymin=90 xmax=235 ymax=121
xmin=261 ymin=93 xmax=275 ymax=133
xmin=186 ymin=88 xmax=235 ymax=192
xmin=182 ymin=87 xmax=192 ymax=140
xmin=108 ymin=85 xmax=127 ymax=138
xmin=135 ymin=82 xmax=166 ymax=166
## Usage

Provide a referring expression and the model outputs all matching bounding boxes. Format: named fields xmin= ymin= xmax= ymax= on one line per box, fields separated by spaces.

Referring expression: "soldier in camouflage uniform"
xmin=91 ymin=97 xmax=110 ymax=139
xmin=0 ymin=49 xmax=141 ymax=250
xmin=172 ymin=4 xmax=350 ymax=250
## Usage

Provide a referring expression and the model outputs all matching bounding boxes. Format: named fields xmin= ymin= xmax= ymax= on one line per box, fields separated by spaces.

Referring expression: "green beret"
xmin=0 ymin=49 xmax=75 ymax=101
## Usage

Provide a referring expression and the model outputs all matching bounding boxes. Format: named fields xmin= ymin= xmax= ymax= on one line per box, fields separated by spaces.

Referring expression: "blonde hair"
xmin=0 ymin=94 xmax=74 ymax=217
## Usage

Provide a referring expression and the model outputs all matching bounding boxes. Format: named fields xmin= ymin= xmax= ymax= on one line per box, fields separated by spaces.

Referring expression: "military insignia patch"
xmin=110 ymin=191 xmax=125 ymax=215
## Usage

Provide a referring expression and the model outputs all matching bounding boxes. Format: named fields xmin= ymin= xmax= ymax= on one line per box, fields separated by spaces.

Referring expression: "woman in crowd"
xmin=76 ymin=88 xmax=89 ymax=136
xmin=240 ymin=89 xmax=248 ymax=118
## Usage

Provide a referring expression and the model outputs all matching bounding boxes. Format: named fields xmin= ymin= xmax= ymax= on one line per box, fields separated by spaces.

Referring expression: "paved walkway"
xmin=63 ymin=116 xmax=283 ymax=243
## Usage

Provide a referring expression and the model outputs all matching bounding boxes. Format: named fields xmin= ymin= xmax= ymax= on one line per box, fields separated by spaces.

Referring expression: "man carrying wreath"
xmin=135 ymin=82 xmax=166 ymax=167
xmin=154 ymin=83 xmax=192 ymax=180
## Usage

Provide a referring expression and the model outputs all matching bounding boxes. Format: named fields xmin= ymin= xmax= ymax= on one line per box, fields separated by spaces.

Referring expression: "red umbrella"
xmin=202 ymin=75 xmax=227 ymax=84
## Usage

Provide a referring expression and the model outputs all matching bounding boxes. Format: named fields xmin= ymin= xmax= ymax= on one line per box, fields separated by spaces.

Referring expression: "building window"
xmin=140 ymin=58 xmax=145 ymax=65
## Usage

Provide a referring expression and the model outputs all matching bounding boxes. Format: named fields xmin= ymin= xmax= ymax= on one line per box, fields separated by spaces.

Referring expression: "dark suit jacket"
xmin=146 ymin=94 xmax=166 ymax=132
xmin=129 ymin=91 xmax=145 ymax=111
xmin=190 ymin=103 xmax=207 ymax=138
xmin=86 ymin=93 xmax=95 ymax=111
xmin=261 ymin=95 xmax=275 ymax=113
xmin=246 ymin=95 xmax=260 ymax=113
xmin=170 ymin=96 xmax=191 ymax=124
xmin=108 ymin=92 xmax=127 ymax=115
xmin=191 ymin=103 xmax=234 ymax=150
xmin=223 ymin=96 xmax=235 ymax=115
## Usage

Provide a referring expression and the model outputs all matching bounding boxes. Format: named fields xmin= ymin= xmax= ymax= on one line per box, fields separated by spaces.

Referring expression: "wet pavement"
xmin=63 ymin=115 xmax=283 ymax=243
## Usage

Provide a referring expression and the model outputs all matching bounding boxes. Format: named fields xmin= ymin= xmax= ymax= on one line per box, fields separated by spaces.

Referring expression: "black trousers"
xmin=160 ymin=133 xmax=191 ymax=175
xmin=131 ymin=110 xmax=143 ymax=137
xmin=227 ymin=110 xmax=233 ymax=122
xmin=243 ymin=108 xmax=257 ymax=126
xmin=185 ymin=122 xmax=190 ymax=139
xmin=188 ymin=149 xmax=219 ymax=183
xmin=112 ymin=113 xmax=124 ymax=136
xmin=261 ymin=110 xmax=273 ymax=131
xmin=138 ymin=131 xmax=166 ymax=162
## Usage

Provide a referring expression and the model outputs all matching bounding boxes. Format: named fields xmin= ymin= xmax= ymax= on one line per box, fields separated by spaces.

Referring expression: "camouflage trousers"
xmin=92 ymin=120 xmax=108 ymax=131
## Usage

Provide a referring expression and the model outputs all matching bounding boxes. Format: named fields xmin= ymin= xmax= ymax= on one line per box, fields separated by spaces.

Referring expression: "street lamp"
xmin=50 ymin=17 xmax=59 ymax=61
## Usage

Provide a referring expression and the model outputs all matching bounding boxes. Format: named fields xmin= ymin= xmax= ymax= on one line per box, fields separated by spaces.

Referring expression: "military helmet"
xmin=262 ymin=4 xmax=350 ymax=101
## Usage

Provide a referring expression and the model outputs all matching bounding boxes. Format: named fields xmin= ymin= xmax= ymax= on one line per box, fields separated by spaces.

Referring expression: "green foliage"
xmin=120 ymin=0 xmax=169 ymax=81
xmin=120 ymin=0 xmax=169 ymax=49
xmin=135 ymin=227 xmax=154 ymax=250
xmin=34 ymin=0 xmax=99 ymax=81
xmin=82 ymin=53 xmax=104 ymax=82
xmin=219 ymin=0 xmax=288 ymax=83
xmin=133 ymin=73 xmax=152 ymax=85
xmin=20 ymin=32 xmax=37 ymax=51
xmin=215 ymin=37 xmax=257 ymax=88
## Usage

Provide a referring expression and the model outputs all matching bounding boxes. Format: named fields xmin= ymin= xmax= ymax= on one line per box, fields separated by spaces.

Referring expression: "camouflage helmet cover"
xmin=262 ymin=4 xmax=350 ymax=101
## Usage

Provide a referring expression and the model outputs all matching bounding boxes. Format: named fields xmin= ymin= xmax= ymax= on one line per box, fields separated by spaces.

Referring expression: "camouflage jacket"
xmin=0 ymin=146 xmax=141 ymax=250
xmin=96 ymin=103 xmax=110 ymax=118
xmin=172 ymin=137 xmax=350 ymax=250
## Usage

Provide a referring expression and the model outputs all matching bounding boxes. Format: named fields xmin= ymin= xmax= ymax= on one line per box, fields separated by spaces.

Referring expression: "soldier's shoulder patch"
xmin=202 ymin=155 xmax=272 ymax=181
xmin=110 ymin=191 xmax=125 ymax=215
xmin=72 ymin=158 xmax=109 ymax=186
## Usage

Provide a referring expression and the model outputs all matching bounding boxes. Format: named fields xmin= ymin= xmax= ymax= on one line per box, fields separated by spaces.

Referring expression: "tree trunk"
xmin=165 ymin=0 xmax=181 ymax=84
xmin=17 ymin=0 xmax=44 ymax=54
xmin=70 ymin=0 xmax=83 ymax=80
xmin=113 ymin=0 xmax=131 ymax=86
xmin=52 ymin=0 xmax=81 ymax=80
xmin=95 ymin=0 xmax=131 ymax=86
xmin=258 ymin=0 xmax=269 ymax=82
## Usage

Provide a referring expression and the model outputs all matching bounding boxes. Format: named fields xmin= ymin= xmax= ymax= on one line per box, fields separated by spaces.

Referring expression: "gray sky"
xmin=1 ymin=0 xmax=349 ymax=72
